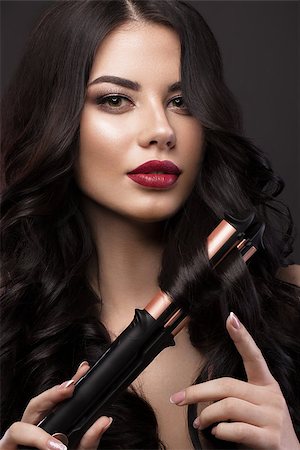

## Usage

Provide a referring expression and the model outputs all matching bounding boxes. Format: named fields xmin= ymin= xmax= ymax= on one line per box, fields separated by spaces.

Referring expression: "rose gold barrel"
xmin=164 ymin=309 xmax=183 ymax=328
xmin=242 ymin=246 xmax=257 ymax=262
xmin=145 ymin=289 xmax=173 ymax=320
xmin=171 ymin=316 xmax=190 ymax=336
xmin=236 ymin=238 xmax=246 ymax=251
xmin=146 ymin=219 xmax=238 ymax=320
xmin=207 ymin=220 xmax=237 ymax=259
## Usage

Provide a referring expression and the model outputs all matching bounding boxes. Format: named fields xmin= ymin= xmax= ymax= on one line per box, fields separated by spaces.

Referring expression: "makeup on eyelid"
xmin=95 ymin=98 xmax=188 ymax=112
xmin=88 ymin=90 xmax=188 ymax=113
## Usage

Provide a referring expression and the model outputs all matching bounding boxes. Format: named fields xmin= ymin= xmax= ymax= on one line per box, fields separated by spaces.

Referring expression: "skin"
xmin=75 ymin=21 xmax=205 ymax=332
xmin=76 ymin=21 xmax=204 ymax=225
xmin=276 ymin=265 xmax=300 ymax=287
xmin=2 ymin=21 xmax=299 ymax=450
xmin=2 ymin=315 xmax=299 ymax=449
xmin=0 ymin=362 xmax=105 ymax=450
xmin=170 ymin=313 xmax=300 ymax=450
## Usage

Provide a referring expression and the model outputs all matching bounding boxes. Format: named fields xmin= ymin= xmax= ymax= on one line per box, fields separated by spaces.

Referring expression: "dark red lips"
xmin=127 ymin=160 xmax=182 ymax=188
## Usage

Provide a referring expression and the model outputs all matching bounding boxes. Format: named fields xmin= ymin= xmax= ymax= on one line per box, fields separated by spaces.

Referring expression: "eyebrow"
xmin=87 ymin=75 xmax=181 ymax=93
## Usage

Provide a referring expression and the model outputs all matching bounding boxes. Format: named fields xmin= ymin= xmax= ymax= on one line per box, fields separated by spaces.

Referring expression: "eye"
xmin=95 ymin=94 xmax=133 ymax=111
xmin=168 ymin=96 xmax=189 ymax=113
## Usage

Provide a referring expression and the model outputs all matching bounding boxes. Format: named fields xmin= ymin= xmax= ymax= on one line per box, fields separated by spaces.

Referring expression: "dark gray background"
xmin=1 ymin=1 xmax=299 ymax=262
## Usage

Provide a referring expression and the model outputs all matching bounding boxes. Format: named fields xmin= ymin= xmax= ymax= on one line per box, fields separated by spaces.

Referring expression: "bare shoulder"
xmin=276 ymin=264 xmax=300 ymax=287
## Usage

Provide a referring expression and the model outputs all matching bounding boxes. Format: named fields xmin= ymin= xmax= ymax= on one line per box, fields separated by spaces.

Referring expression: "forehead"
xmin=88 ymin=22 xmax=181 ymax=86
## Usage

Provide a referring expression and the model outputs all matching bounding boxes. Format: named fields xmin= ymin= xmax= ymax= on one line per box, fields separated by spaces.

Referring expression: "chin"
xmin=124 ymin=205 xmax=183 ymax=224
xmin=133 ymin=215 xmax=171 ymax=224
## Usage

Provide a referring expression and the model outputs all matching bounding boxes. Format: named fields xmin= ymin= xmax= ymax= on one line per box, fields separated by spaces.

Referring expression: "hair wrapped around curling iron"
xmin=21 ymin=212 xmax=265 ymax=449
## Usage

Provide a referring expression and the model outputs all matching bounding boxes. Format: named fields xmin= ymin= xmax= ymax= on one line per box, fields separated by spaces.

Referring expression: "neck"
xmin=83 ymin=199 xmax=166 ymax=334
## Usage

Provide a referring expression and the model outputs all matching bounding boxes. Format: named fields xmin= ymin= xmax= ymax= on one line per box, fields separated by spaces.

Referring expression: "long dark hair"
xmin=1 ymin=1 xmax=299 ymax=448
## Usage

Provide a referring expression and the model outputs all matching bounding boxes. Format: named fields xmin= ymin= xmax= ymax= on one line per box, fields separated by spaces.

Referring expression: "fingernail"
xmin=47 ymin=439 xmax=67 ymax=450
xmin=211 ymin=426 xmax=217 ymax=435
xmin=103 ymin=417 xmax=113 ymax=431
xmin=59 ymin=379 xmax=75 ymax=389
xmin=170 ymin=390 xmax=185 ymax=404
xmin=193 ymin=417 xmax=200 ymax=429
xmin=230 ymin=312 xmax=241 ymax=329
xmin=78 ymin=361 xmax=89 ymax=369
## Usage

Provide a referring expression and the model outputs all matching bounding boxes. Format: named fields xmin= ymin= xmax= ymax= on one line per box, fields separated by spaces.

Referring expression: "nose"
xmin=137 ymin=105 xmax=176 ymax=151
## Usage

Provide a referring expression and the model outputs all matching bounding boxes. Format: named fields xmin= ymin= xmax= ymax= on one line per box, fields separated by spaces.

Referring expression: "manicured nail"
xmin=103 ymin=417 xmax=113 ymax=431
xmin=230 ymin=312 xmax=241 ymax=329
xmin=78 ymin=361 xmax=89 ymax=369
xmin=193 ymin=417 xmax=200 ymax=428
xmin=170 ymin=390 xmax=185 ymax=404
xmin=59 ymin=379 xmax=75 ymax=389
xmin=47 ymin=439 xmax=67 ymax=450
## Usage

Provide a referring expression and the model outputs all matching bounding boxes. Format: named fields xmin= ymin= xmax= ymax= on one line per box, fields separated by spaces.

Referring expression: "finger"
xmin=0 ymin=421 xmax=67 ymax=450
xmin=71 ymin=360 xmax=90 ymax=383
xmin=21 ymin=380 xmax=75 ymax=424
xmin=22 ymin=361 xmax=90 ymax=424
xmin=79 ymin=416 xmax=113 ymax=450
xmin=193 ymin=397 xmax=267 ymax=430
xmin=170 ymin=377 xmax=265 ymax=406
xmin=211 ymin=421 xmax=268 ymax=447
xmin=226 ymin=312 xmax=276 ymax=386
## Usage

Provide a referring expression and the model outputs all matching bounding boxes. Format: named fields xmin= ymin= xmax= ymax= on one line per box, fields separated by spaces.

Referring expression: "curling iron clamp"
xmin=22 ymin=212 xmax=265 ymax=449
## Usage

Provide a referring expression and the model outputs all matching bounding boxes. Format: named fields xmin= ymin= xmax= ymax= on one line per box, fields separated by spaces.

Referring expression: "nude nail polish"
xmin=170 ymin=390 xmax=185 ymax=404
xmin=59 ymin=379 xmax=75 ymax=389
xmin=230 ymin=312 xmax=241 ymax=329
xmin=104 ymin=417 xmax=113 ymax=431
xmin=78 ymin=361 xmax=89 ymax=369
xmin=193 ymin=418 xmax=200 ymax=428
xmin=47 ymin=439 xmax=67 ymax=450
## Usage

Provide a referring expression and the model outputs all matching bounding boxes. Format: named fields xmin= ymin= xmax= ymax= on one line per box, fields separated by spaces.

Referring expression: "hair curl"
xmin=1 ymin=1 xmax=299 ymax=448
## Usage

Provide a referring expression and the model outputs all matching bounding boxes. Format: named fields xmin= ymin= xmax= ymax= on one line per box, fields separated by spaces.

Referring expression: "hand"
xmin=170 ymin=313 xmax=300 ymax=450
xmin=0 ymin=361 xmax=113 ymax=450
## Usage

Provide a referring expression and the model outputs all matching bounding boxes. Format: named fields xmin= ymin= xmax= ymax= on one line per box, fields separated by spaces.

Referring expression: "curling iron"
xmin=22 ymin=212 xmax=265 ymax=449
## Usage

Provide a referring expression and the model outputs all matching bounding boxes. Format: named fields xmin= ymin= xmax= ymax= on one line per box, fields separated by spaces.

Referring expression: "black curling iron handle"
xmin=68 ymin=326 xmax=176 ymax=446
xmin=19 ymin=213 xmax=260 ymax=449
xmin=20 ymin=327 xmax=175 ymax=450
xmin=38 ymin=309 xmax=160 ymax=439
xmin=68 ymin=312 xmax=186 ymax=445
xmin=209 ymin=212 xmax=255 ymax=267
xmin=19 ymin=315 xmax=176 ymax=450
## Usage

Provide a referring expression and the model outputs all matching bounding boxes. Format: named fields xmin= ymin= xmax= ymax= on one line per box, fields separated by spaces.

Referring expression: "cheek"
xmin=179 ymin=124 xmax=205 ymax=195
xmin=181 ymin=122 xmax=205 ymax=169
xmin=78 ymin=111 xmax=132 ymax=178
xmin=80 ymin=113 xmax=120 ymax=160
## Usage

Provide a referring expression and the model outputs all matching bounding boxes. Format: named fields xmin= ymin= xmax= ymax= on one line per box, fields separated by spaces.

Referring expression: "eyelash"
xmin=94 ymin=93 xmax=189 ymax=112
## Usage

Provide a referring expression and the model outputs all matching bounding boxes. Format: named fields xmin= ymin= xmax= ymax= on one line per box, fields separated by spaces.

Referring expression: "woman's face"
xmin=76 ymin=21 xmax=205 ymax=223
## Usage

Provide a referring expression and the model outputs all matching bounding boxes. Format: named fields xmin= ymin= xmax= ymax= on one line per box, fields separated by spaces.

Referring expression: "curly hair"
xmin=1 ymin=1 xmax=299 ymax=448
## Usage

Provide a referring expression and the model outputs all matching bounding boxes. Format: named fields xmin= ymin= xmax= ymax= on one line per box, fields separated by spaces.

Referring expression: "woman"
xmin=1 ymin=1 xmax=299 ymax=449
